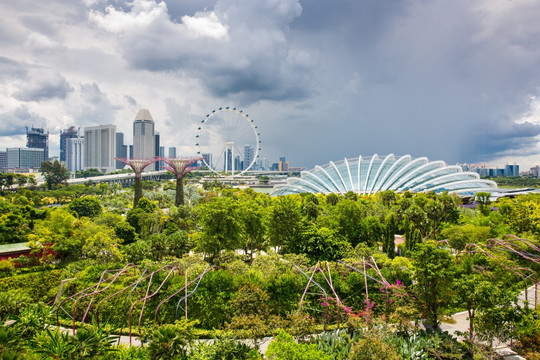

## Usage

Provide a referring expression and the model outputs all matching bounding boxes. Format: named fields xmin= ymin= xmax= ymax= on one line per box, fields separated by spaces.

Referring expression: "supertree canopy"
xmin=272 ymin=154 xmax=497 ymax=197
xmin=159 ymin=156 xmax=202 ymax=206
xmin=115 ymin=158 xmax=158 ymax=207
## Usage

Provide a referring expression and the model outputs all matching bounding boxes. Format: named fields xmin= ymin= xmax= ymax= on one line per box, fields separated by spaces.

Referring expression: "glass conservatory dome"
xmin=272 ymin=154 xmax=497 ymax=196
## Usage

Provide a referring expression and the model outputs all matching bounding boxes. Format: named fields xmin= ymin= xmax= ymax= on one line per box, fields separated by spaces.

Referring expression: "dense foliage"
xmin=0 ymin=174 xmax=540 ymax=358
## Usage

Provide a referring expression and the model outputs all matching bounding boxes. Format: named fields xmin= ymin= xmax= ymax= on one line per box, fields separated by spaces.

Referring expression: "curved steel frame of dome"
xmin=272 ymin=154 xmax=497 ymax=197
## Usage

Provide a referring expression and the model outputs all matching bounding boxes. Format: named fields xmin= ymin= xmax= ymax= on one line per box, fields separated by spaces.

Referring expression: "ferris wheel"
xmin=195 ymin=107 xmax=261 ymax=176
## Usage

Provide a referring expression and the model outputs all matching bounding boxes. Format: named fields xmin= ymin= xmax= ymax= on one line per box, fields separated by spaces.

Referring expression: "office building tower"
xmin=84 ymin=125 xmax=116 ymax=173
xmin=129 ymin=145 xmax=133 ymax=159
xmin=158 ymin=146 xmax=165 ymax=170
xmin=116 ymin=132 xmax=128 ymax=169
xmin=168 ymin=147 xmax=177 ymax=158
xmin=66 ymin=138 xmax=84 ymax=172
xmin=7 ymin=148 xmax=44 ymax=170
xmin=505 ymin=163 xmax=519 ymax=177
xmin=234 ymin=155 xmax=242 ymax=172
xmin=59 ymin=126 xmax=79 ymax=162
xmin=0 ymin=151 xmax=7 ymax=170
xmin=202 ymin=153 xmax=212 ymax=169
xmin=243 ymin=145 xmax=254 ymax=170
xmin=133 ymin=109 xmax=155 ymax=160
xmin=26 ymin=126 xmax=48 ymax=162
xmin=279 ymin=157 xmax=289 ymax=171
xmin=224 ymin=148 xmax=232 ymax=171
xmin=154 ymin=133 xmax=160 ymax=170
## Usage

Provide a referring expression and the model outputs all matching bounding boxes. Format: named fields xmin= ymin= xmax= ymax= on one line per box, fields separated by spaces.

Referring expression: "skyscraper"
xmin=84 ymin=125 xmax=116 ymax=173
xmin=154 ymin=133 xmax=160 ymax=170
xmin=116 ymin=132 xmax=128 ymax=169
xmin=60 ymin=126 xmax=79 ymax=162
xmin=224 ymin=148 xmax=232 ymax=171
xmin=202 ymin=153 xmax=212 ymax=169
xmin=168 ymin=147 xmax=177 ymax=158
xmin=66 ymin=138 xmax=84 ymax=172
xmin=26 ymin=126 xmax=48 ymax=162
xmin=243 ymin=145 xmax=254 ymax=170
xmin=158 ymin=146 xmax=165 ymax=170
xmin=0 ymin=151 xmax=6 ymax=170
xmin=133 ymin=109 xmax=155 ymax=160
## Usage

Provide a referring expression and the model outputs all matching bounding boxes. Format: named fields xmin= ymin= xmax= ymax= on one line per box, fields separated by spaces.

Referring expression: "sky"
xmin=1 ymin=0 xmax=540 ymax=170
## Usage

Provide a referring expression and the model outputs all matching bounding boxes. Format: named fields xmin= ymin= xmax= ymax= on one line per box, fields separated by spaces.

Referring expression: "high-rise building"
xmin=202 ymin=153 xmax=212 ymax=169
xmin=84 ymin=125 xmax=116 ymax=173
xmin=66 ymin=138 xmax=84 ymax=172
xmin=234 ymin=155 xmax=241 ymax=172
xmin=26 ymin=126 xmax=48 ymax=162
xmin=0 ymin=151 xmax=7 ymax=170
xmin=154 ymin=133 xmax=160 ymax=170
xmin=224 ymin=148 xmax=232 ymax=171
xmin=59 ymin=126 xmax=79 ymax=162
xmin=279 ymin=157 xmax=289 ymax=171
xmin=505 ymin=163 xmax=519 ymax=177
xmin=7 ymin=148 xmax=44 ymax=170
xmin=116 ymin=132 xmax=128 ymax=169
xmin=168 ymin=147 xmax=177 ymax=158
xmin=243 ymin=145 xmax=254 ymax=170
xmin=133 ymin=109 xmax=155 ymax=160
xmin=158 ymin=146 xmax=165 ymax=170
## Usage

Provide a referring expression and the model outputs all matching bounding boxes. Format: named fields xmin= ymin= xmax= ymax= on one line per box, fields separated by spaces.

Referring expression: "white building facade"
xmin=84 ymin=125 xmax=116 ymax=173
xmin=66 ymin=137 xmax=85 ymax=172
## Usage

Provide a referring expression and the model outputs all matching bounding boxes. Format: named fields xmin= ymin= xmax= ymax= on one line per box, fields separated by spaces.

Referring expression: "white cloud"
xmin=90 ymin=0 xmax=171 ymax=33
xmin=182 ymin=12 xmax=228 ymax=39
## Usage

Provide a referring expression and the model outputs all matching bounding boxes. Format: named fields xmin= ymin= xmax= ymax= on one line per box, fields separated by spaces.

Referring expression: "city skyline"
xmin=1 ymin=1 xmax=540 ymax=170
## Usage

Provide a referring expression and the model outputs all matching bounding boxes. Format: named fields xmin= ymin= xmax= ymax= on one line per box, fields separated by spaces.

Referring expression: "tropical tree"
xmin=268 ymin=196 xmax=304 ymax=252
xmin=410 ymin=240 xmax=456 ymax=328
xmin=40 ymin=160 xmax=70 ymax=190
xmin=239 ymin=199 xmax=268 ymax=261
xmin=196 ymin=196 xmax=243 ymax=261
xmin=68 ymin=197 xmax=103 ymax=218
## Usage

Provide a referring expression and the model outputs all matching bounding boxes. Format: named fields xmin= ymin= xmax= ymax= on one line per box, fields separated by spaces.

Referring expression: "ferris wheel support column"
xmin=232 ymin=143 xmax=235 ymax=176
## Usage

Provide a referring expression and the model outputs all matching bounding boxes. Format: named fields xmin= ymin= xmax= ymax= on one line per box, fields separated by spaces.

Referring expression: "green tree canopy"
xmin=40 ymin=160 xmax=71 ymax=190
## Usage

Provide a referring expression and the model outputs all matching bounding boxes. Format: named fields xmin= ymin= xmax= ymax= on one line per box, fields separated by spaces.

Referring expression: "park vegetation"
xmin=0 ymin=174 xmax=539 ymax=359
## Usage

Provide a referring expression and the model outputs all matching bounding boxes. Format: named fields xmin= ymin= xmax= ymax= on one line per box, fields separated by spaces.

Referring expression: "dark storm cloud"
xmin=2 ymin=0 xmax=540 ymax=166
xmin=90 ymin=0 xmax=314 ymax=102
xmin=0 ymin=106 xmax=46 ymax=136
xmin=14 ymin=70 xmax=74 ymax=101
xmin=470 ymin=121 xmax=540 ymax=158
xmin=274 ymin=0 xmax=540 ymax=166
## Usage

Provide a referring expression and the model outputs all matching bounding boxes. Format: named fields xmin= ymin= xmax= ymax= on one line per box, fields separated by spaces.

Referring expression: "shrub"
xmin=349 ymin=334 xmax=399 ymax=360
xmin=0 ymin=290 xmax=32 ymax=318
xmin=266 ymin=330 xmax=333 ymax=360
xmin=0 ymin=260 xmax=15 ymax=274
xmin=190 ymin=338 xmax=262 ymax=360
xmin=145 ymin=320 xmax=197 ymax=360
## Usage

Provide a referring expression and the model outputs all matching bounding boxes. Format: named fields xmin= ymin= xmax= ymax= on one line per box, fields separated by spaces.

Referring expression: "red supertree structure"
xmin=159 ymin=156 xmax=203 ymax=206
xmin=115 ymin=158 xmax=158 ymax=207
